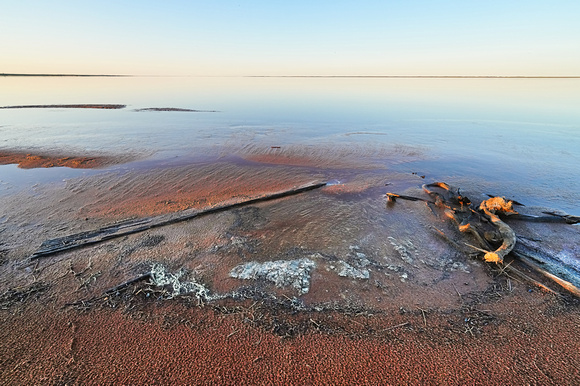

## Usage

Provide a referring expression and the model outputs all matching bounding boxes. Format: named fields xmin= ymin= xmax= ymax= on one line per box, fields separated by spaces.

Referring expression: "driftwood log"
xmin=386 ymin=182 xmax=580 ymax=297
xmin=31 ymin=181 xmax=326 ymax=260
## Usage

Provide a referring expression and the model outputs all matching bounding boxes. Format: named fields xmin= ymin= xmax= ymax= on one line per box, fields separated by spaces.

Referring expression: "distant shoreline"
xmin=247 ymin=75 xmax=580 ymax=79
xmin=1 ymin=73 xmax=579 ymax=78
xmin=0 ymin=73 xmax=129 ymax=77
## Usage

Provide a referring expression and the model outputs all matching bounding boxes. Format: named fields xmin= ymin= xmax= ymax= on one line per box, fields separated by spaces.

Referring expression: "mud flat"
xmin=0 ymin=104 xmax=126 ymax=109
xmin=0 ymin=146 xmax=579 ymax=384
xmin=0 ymin=150 xmax=136 ymax=169
xmin=0 ymin=104 xmax=216 ymax=112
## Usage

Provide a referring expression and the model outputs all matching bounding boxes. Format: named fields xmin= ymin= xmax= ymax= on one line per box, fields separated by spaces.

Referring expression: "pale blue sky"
xmin=2 ymin=0 xmax=579 ymax=75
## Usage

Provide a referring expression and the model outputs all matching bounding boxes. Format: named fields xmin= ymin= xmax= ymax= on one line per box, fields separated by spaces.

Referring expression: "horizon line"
xmin=246 ymin=75 xmax=580 ymax=79
xmin=2 ymin=73 xmax=580 ymax=79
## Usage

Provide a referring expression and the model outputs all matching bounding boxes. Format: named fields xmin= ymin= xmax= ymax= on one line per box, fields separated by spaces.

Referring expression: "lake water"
xmin=1 ymin=76 xmax=579 ymax=215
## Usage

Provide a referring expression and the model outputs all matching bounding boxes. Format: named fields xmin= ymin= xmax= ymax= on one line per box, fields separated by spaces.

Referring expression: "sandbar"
xmin=0 ymin=150 xmax=133 ymax=169
xmin=0 ymin=104 xmax=126 ymax=109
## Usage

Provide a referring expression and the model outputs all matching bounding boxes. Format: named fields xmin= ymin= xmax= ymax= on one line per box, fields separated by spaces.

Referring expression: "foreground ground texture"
xmin=0 ymin=148 xmax=579 ymax=384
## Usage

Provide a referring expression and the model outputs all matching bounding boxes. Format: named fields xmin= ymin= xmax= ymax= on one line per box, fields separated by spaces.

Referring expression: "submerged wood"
xmin=541 ymin=211 xmax=580 ymax=224
xmin=513 ymin=251 xmax=580 ymax=297
xmin=508 ymin=212 xmax=580 ymax=224
xmin=31 ymin=181 xmax=326 ymax=260
xmin=386 ymin=193 xmax=431 ymax=203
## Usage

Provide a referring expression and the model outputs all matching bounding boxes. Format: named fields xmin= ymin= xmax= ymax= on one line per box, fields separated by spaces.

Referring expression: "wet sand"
xmin=0 ymin=147 xmax=579 ymax=384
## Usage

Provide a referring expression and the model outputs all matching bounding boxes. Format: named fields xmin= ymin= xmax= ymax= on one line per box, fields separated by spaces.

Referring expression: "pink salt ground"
xmin=1 ymin=291 xmax=579 ymax=385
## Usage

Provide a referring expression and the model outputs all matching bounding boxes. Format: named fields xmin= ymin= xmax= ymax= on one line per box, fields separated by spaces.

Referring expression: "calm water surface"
xmin=1 ymin=76 xmax=579 ymax=214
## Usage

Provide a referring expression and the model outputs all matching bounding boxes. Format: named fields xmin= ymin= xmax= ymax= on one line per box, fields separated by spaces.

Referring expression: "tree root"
xmin=478 ymin=198 xmax=517 ymax=264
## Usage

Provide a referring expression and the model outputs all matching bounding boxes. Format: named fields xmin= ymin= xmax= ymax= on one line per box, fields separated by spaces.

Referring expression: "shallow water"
xmin=1 ymin=76 xmax=580 ymax=304
xmin=1 ymin=76 xmax=579 ymax=214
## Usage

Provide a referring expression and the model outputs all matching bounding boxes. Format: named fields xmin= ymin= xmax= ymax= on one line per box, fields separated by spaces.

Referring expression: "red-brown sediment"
xmin=0 ymin=150 xmax=130 ymax=169
xmin=245 ymin=153 xmax=328 ymax=168
xmin=322 ymin=182 xmax=374 ymax=195
xmin=239 ymin=144 xmax=394 ymax=170
xmin=1 ymin=292 xmax=578 ymax=385
xmin=63 ymin=162 xmax=326 ymax=219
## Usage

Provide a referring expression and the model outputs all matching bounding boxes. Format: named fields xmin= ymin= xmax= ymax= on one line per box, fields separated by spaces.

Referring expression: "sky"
xmin=1 ymin=0 xmax=579 ymax=76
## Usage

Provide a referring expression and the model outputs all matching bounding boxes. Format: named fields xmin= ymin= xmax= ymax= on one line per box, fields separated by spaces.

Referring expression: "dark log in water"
xmin=31 ymin=181 xmax=326 ymax=260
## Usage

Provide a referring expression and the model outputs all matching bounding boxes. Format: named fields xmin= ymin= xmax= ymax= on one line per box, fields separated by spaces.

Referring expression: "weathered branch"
xmin=479 ymin=198 xmax=517 ymax=264
xmin=512 ymin=252 xmax=580 ymax=297
xmin=386 ymin=182 xmax=579 ymax=296
xmin=31 ymin=181 xmax=326 ymax=260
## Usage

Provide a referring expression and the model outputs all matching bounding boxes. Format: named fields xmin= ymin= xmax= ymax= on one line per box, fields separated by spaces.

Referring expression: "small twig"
xmin=417 ymin=307 xmax=427 ymax=326
xmin=495 ymin=261 xmax=514 ymax=277
xmin=506 ymin=266 xmax=557 ymax=295
xmin=464 ymin=225 xmax=494 ymax=251
xmin=381 ymin=322 xmax=409 ymax=332
xmin=281 ymin=294 xmax=295 ymax=303
xmin=452 ymin=283 xmax=462 ymax=299
xmin=431 ymin=226 xmax=463 ymax=251
xmin=465 ymin=243 xmax=489 ymax=254
xmin=464 ymin=324 xmax=475 ymax=337
xmin=103 ymin=273 xmax=151 ymax=295
xmin=227 ymin=329 xmax=239 ymax=338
